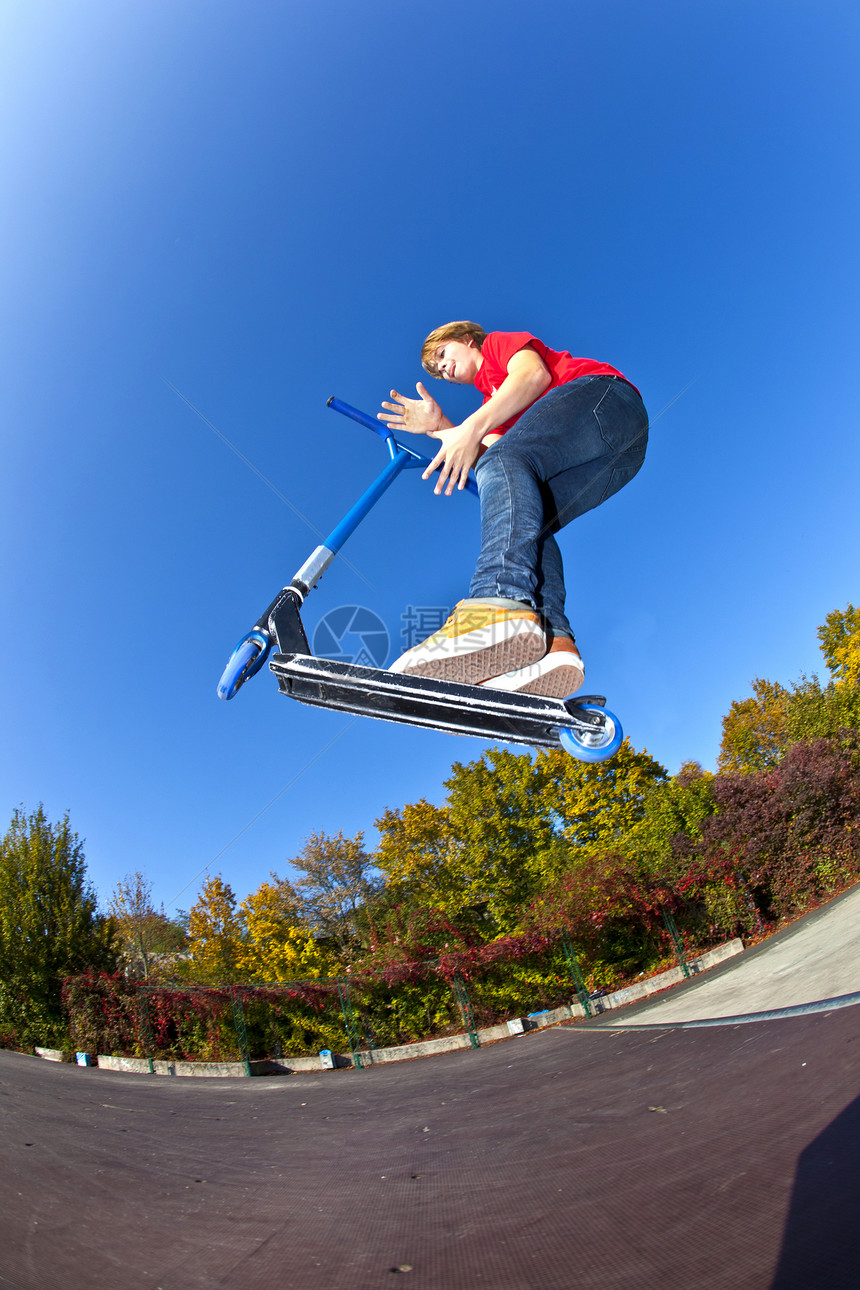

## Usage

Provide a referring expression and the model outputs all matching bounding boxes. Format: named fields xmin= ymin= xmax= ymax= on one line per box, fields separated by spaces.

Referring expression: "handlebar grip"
xmin=327 ymin=395 xmax=479 ymax=497
xmin=327 ymin=396 xmax=389 ymax=439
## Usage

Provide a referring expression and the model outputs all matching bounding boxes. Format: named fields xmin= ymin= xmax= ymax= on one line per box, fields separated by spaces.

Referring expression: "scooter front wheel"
xmin=217 ymin=630 xmax=272 ymax=700
xmin=559 ymin=705 xmax=623 ymax=763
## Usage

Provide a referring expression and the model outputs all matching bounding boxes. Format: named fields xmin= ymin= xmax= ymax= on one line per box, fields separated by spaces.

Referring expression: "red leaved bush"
xmin=358 ymin=904 xmax=560 ymax=984
xmin=698 ymin=737 xmax=860 ymax=917
xmin=357 ymin=907 xmax=463 ymax=986
xmin=0 ymin=1025 xmax=22 ymax=1052
xmin=527 ymin=852 xmax=675 ymax=944
xmin=63 ymin=972 xmax=140 ymax=1055
xmin=62 ymin=972 xmax=342 ymax=1060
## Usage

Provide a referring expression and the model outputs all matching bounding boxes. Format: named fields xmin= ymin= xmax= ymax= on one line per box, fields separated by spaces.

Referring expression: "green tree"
xmin=719 ymin=606 xmax=860 ymax=773
xmin=537 ymin=741 xmax=669 ymax=855
xmin=109 ymin=871 xmax=187 ymax=981
xmin=444 ymin=749 xmax=559 ymax=932
xmin=375 ymin=743 xmax=667 ymax=937
xmin=719 ymin=679 xmax=794 ymax=774
xmin=184 ymin=874 xmax=243 ymax=983
xmin=376 ymin=750 xmax=561 ymax=935
xmin=285 ymin=831 xmax=381 ymax=954
xmin=782 ymin=674 xmax=860 ymax=750
xmin=622 ymin=761 xmax=718 ymax=882
xmin=0 ymin=806 xmax=116 ymax=1047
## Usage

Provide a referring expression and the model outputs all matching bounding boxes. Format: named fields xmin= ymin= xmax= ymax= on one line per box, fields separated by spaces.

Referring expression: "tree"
xmin=375 ymin=743 xmax=667 ymax=937
xmin=375 ymin=751 xmax=561 ymax=935
xmin=285 ymin=831 xmax=381 ymax=953
xmin=719 ymin=678 xmax=793 ymax=774
xmin=622 ymin=761 xmax=718 ymax=882
xmin=0 ymin=806 xmax=116 ymax=1047
xmin=184 ymin=874 xmax=243 ymax=983
xmin=719 ymin=607 xmax=860 ymax=774
xmin=782 ymin=674 xmax=860 ymax=750
xmin=444 ymin=749 xmax=559 ymax=932
xmin=109 ymin=871 xmax=187 ymax=981
xmin=818 ymin=603 xmax=860 ymax=686
xmin=537 ymin=741 xmax=669 ymax=854
xmin=374 ymin=799 xmax=467 ymax=917
xmin=238 ymin=877 xmax=332 ymax=982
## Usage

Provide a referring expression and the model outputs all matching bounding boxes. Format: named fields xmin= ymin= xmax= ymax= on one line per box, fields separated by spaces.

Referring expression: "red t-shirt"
xmin=474 ymin=331 xmax=638 ymax=434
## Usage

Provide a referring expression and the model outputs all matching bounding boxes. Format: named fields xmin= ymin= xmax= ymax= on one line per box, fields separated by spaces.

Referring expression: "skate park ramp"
xmin=3 ymin=888 xmax=860 ymax=1290
xmin=597 ymin=880 xmax=860 ymax=1028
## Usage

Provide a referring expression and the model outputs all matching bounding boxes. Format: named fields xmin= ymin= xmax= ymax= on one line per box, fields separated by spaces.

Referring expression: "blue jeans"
xmin=470 ymin=376 xmax=648 ymax=639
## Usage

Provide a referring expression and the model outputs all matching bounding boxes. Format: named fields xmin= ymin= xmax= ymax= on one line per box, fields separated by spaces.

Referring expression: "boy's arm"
xmin=423 ymin=348 xmax=552 ymax=495
xmin=464 ymin=347 xmax=552 ymax=440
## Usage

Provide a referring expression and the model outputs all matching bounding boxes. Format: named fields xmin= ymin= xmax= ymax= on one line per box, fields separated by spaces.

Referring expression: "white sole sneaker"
xmin=481 ymin=650 xmax=585 ymax=699
xmin=389 ymin=601 xmax=546 ymax=686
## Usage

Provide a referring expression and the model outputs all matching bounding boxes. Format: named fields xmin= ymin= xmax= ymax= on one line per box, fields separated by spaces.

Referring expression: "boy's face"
xmin=432 ymin=337 xmax=483 ymax=383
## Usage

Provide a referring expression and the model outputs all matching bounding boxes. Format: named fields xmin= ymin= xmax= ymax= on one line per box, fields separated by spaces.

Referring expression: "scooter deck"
xmin=269 ymin=652 xmax=606 ymax=751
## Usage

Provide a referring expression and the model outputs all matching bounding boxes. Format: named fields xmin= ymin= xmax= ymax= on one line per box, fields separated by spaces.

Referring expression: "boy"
xmin=377 ymin=323 xmax=648 ymax=698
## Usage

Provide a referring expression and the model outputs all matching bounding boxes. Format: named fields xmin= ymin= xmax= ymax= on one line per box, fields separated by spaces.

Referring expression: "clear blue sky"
xmin=2 ymin=0 xmax=858 ymax=917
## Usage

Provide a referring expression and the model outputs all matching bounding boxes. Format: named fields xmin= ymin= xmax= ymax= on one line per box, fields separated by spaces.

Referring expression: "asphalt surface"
xmin=2 ymin=886 xmax=859 ymax=1290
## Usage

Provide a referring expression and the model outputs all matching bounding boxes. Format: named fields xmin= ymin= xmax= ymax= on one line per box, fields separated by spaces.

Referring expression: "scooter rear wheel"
xmin=558 ymin=705 xmax=623 ymax=763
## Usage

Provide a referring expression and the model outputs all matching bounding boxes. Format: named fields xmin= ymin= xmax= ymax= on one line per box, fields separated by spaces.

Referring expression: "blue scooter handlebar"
xmin=327 ymin=396 xmax=479 ymax=497
xmin=326 ymin=396 xmax=390 ymax=441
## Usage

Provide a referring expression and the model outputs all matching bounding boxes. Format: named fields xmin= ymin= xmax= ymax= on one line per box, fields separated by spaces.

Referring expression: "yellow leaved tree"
xmin=185 ymin=874 xmax=243 ymax=984
xmin=818 ymin=603 xmax=860 ymax=687
xmin=536 ymin=741 xmax=668 ymax=856
xmin=718 ymin=678 xmax=794 ymax=774
xmin=374 ymin=799 xmax=465 ymax=917
xmin=238 ymin=878 xmax=332 ymax=982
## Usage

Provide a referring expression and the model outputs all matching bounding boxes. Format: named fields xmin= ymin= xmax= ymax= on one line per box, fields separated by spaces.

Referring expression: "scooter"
xmin=217 ymin=398 xmax=624 ymax=763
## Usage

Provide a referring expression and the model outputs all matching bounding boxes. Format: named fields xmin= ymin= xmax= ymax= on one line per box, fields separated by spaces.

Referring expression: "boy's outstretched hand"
xmin=378 ymin=383 xmax=449 ymax=437
xmin=422 ymin=422 xmax=484 ymax=495
xmin=378 ymin=382 xmax=481 ymax=495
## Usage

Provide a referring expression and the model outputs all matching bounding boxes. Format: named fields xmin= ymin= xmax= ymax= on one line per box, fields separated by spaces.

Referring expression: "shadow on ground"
xmin=769 ymin=1091 xmax=860 ymax=1288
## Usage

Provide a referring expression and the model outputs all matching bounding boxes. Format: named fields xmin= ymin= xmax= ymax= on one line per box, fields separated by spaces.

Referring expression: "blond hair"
xmin=420 ymin=321 xmax=488 ymax=376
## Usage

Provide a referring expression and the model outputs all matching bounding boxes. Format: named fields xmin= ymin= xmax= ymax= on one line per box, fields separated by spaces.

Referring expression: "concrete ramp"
xmin=598 ymin=882 xmax=860 ymax=1027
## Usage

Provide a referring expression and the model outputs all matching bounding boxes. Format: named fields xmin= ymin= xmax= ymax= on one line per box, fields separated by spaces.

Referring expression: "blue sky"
xmin=2 ymin=0 xmax=858 ymax=916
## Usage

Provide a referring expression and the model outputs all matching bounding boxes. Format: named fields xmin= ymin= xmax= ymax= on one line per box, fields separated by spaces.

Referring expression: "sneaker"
xmin=480 ymin=637 xmax=584 ymax=699
xmin=388 ymin=598 xmax=545 ymax=685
